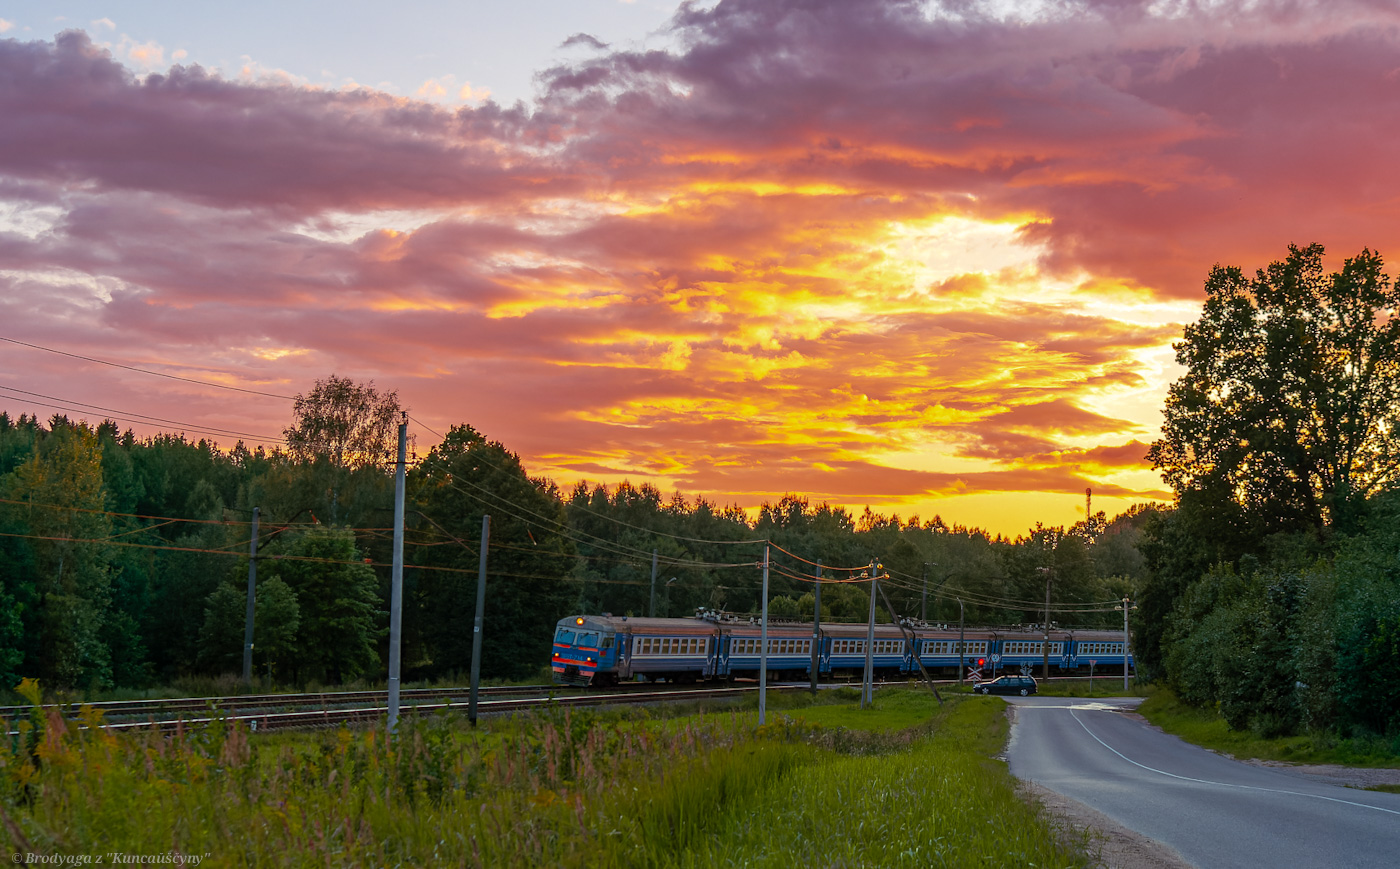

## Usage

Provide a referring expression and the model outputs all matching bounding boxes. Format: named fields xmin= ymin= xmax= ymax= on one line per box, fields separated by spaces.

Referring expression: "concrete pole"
xmin=957 ymin=598 xmax=965 ymax=685
xmin=387 ymin=417 xmax=407 ymax=732
xmin=468 ymin=515 xmax=491 ymax=726
xmin=809 ymin=561 xmax=821 ymax=695
xmin=759 ymin=544 xmax=769 ymax=725
xmin=241 ymin=507 xmax=259 ymax=683
xmin=1123 ymin=596 xmax=1133 ymax=691
xmin=1040 ymin=566 xmax=1053 ymax=680
xmin=648 ymin=549 xmax=659 ymax=617
xmin=862 ymin=561 xmax=877 ymax=709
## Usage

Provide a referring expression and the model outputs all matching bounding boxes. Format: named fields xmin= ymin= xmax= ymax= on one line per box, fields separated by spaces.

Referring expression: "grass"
xmin=1137 ymin=688 xmax=1400 ymax=767
xmin=0 ymin=681 xmax=1093 ymax=868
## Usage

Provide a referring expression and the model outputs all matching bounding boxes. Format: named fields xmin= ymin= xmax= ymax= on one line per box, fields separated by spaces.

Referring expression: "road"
xmin=1004 ymin=696 xmax=1400 ymax=868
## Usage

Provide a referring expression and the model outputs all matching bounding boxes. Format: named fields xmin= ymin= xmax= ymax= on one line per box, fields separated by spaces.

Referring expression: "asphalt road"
xmin=1004 ymin=696 xmax=1400 ymax=869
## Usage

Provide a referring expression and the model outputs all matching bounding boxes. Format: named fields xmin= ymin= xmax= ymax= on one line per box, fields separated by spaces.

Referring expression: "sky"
xmin=3 ymin=0 xmax=1400 ymax=536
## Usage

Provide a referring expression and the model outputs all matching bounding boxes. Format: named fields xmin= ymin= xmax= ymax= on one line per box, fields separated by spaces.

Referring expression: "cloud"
xmin=416 ymin=74 xmax=492 ymax=104
xmin=561 ymin=33 xmax=609 ymax=50
xmin=6 ymin=2 xmax=1400 ymax=531
xmin=0 ymin=32 xmax=553 ymax=212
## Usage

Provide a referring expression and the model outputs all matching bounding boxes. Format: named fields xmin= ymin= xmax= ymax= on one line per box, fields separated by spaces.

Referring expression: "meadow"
xmin=1 ymin=681 xmax=1094 ymax=868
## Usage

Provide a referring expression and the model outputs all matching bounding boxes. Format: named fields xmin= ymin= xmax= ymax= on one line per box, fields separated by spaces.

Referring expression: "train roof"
xmin=556 ymin=615 xmax=720 ymax=635
xmin=821 ymin=622 xmax=911 ymax=638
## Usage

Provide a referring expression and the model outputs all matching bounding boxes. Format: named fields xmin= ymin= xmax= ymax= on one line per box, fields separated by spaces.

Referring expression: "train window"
xmin=555 ymin=628 xmax=576 ymax=645
xmin=579 ymin=632 xmax=600 ymax=648
xmin=602 ymin=636 xmax=613 ymax=649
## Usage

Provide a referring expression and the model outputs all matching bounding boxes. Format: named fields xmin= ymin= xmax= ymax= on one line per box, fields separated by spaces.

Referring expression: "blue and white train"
xmin=551 ymin=611 xmax=1132 ymax=687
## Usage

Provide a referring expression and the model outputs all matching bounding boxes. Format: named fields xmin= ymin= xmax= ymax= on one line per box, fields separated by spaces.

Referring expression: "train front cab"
xmin=552 ymin=616 xmax=620 ymax=687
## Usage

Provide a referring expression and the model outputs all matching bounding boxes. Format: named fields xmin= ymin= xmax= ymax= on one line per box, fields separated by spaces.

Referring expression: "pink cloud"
xmin=6 ymin=2 xmax=1400 ymax=532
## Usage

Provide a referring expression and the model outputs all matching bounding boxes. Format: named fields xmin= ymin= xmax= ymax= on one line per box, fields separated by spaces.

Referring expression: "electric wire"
xmin=0 ymin=386 xmax=290 ymax=445
xmin=0 ymin=337 xmax=296 ymax=400
xmin=408 ymin=412 xmax=770 ymax=548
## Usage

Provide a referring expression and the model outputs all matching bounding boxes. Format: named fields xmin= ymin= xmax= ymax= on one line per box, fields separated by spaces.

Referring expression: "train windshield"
xmin=554 ymin=628 xmax=577 ymax=645
xmin=577 ymin=632 xmax=601 ymax=648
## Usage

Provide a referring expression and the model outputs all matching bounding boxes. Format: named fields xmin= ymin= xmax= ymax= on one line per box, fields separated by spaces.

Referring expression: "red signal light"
xmin=977 ymin=658 xmax=986 ymax=667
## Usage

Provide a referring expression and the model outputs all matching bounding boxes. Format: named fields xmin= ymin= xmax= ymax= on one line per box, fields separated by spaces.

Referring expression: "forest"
xmin=0 ymin=387 xmax=1147 ymax=695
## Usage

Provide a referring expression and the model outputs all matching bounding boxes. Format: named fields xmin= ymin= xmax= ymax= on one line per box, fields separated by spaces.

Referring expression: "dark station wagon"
xmin=976 ymin=675 xmax=1038 ymax=696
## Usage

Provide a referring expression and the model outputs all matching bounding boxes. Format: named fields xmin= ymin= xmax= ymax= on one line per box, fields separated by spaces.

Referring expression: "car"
xmin=976 ymin=675 xmax=1037 ymax=696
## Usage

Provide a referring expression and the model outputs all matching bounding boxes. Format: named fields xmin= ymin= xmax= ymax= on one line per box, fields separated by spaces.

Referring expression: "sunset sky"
xmin=4 ymin=0 xmax=1400 ymax=535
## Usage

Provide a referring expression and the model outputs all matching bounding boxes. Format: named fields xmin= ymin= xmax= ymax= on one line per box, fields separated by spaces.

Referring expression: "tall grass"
xmin=1139 ymin=688 xmax=1400 ymax=766
xmin=677 ymin=696 xmax=1089 ymax=868
xmin=1 ymin=681 xmax=1089 ymax=867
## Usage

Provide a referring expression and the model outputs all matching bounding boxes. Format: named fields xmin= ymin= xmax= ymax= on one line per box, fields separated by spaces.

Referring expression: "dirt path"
xmin=1020 ymin=780 xmax=1195 ymax=869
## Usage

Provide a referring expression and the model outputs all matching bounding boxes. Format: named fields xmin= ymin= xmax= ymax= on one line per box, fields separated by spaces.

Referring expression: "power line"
xmin=409 ymin=413 xmax=770 ymax=549
xmin=767 ymin=539 xmax=870 ymax=573
xmin=0 ymin=336 xmax=295 ymax=400
xmin=0 ymin=529 xmax=624 ymax=585
xmin=0 ymin=385 xmax=288 ymax=444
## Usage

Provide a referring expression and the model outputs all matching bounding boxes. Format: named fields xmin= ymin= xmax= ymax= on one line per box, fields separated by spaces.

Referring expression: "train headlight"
xmin=575 ymin=617 xmax=585 ymax=625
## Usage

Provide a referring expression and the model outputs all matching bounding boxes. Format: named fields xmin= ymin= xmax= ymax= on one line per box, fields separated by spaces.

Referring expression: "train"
xmin=551 ymin=609 xmax=1132 ymax=687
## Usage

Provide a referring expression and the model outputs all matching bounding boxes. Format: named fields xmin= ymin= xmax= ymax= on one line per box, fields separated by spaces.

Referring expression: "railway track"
xmin=4 ymin=683 xmax=813 ymax=734
xmin=3 ymin=675 xmax=1112 ymax=735
xmin=0 ymin=683 xmax=599 ymax=722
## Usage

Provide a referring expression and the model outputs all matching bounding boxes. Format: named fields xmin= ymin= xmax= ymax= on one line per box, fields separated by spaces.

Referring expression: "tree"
xmin=266 ymin=527 xmax=382 ymax=684
xmin=3 ymin=420 xmax=115 ymax=689
xmin=282 ymin=375 xmax=402 ymax=524
xmin=198 ymin=576 xmax=300 ymax=677
xmin=283 ymin=375 xmax=402 ymax=470
xmin=1149 ymin=244 xmax=1400 ymax=535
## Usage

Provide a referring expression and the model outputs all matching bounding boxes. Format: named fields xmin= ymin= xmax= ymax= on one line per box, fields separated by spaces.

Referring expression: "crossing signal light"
xmin=977 ymin=658 xmax=986 ymax=667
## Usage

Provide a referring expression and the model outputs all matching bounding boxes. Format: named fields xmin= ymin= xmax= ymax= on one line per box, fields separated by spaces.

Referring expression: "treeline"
xmin=0 ymin=404 xmax=1150 ymax=694
xmin=1138 ymin=244 xmax=1400 ymax=741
